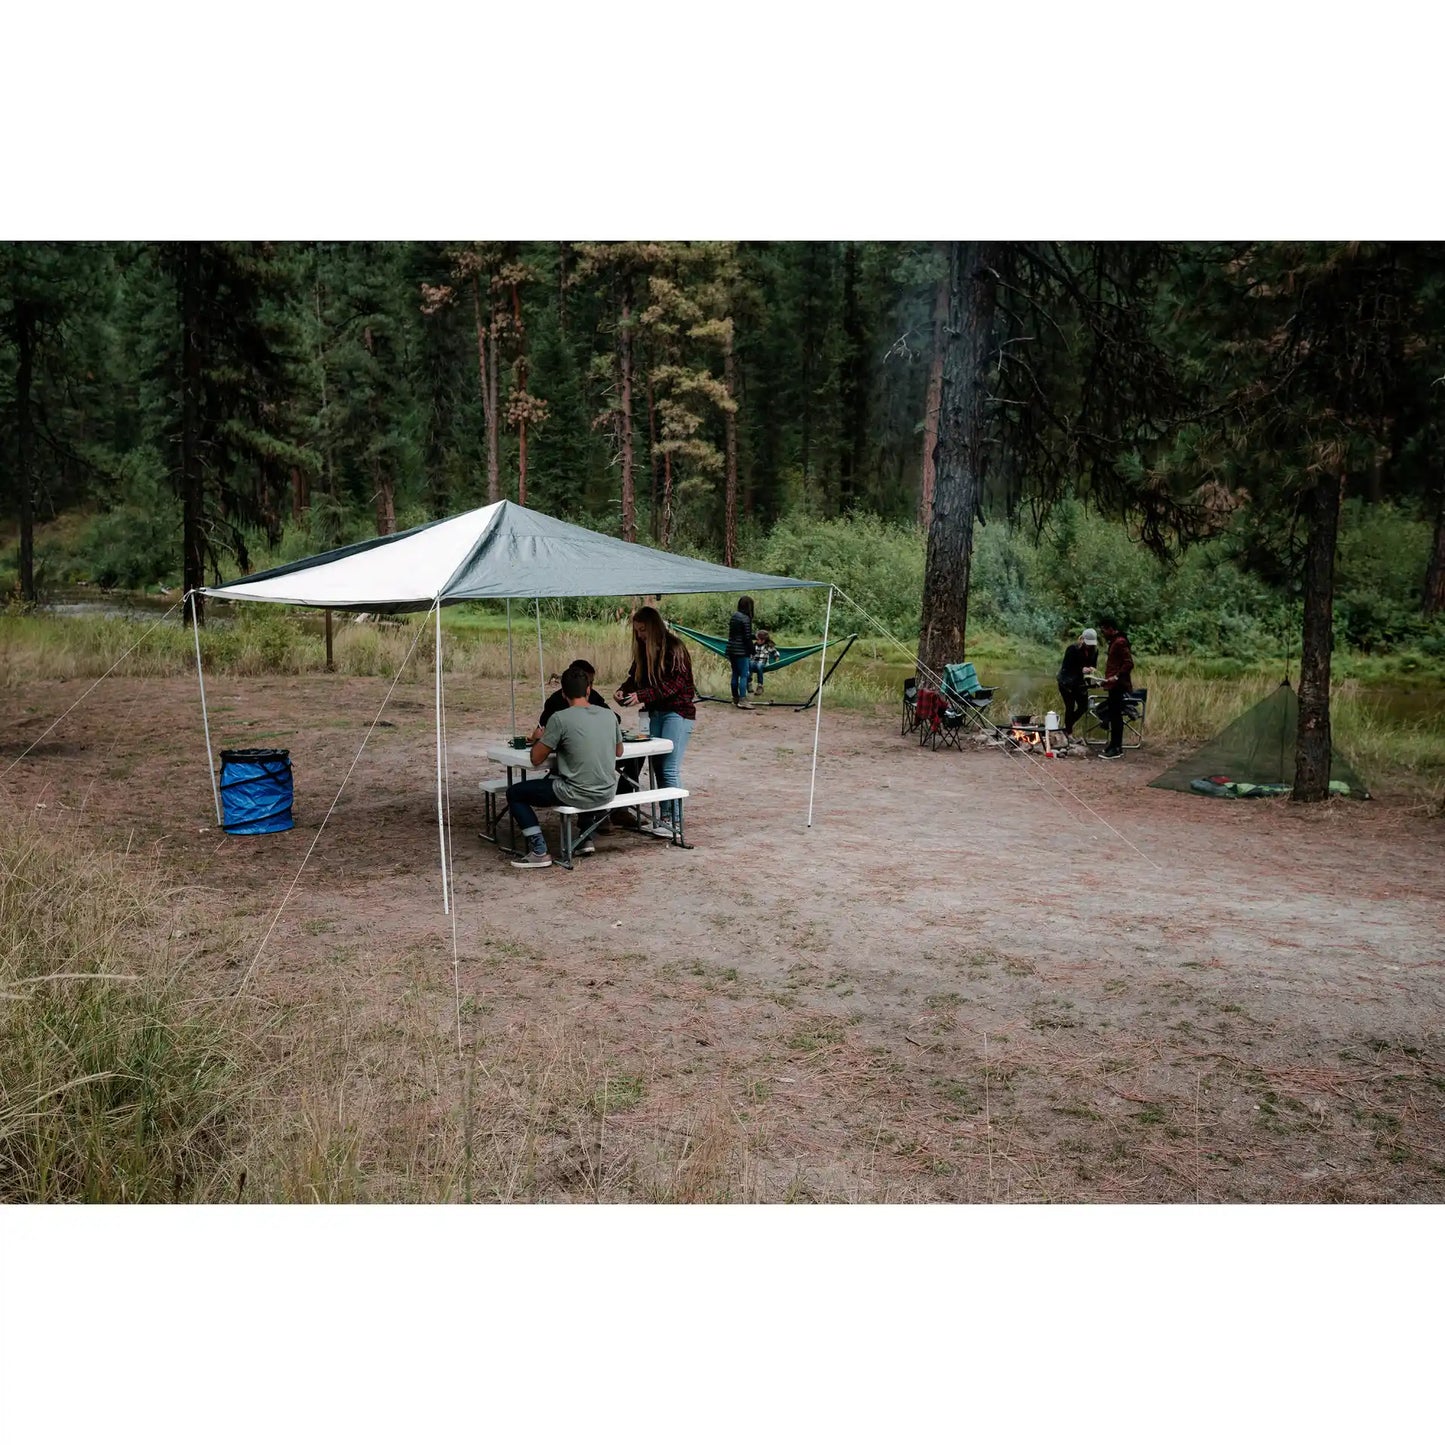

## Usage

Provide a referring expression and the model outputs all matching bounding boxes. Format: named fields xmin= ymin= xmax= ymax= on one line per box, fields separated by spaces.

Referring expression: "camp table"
xmin=484 ymin=736 xmax=674 ymax=853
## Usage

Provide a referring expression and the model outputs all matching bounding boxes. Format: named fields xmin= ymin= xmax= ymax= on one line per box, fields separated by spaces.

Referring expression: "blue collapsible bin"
xmin=218 ymin=748 xmax=294 ymax=835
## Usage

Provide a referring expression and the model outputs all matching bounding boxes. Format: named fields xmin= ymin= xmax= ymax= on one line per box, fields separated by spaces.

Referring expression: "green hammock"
xmin=671 ymin=624 xmax=858 ymax=710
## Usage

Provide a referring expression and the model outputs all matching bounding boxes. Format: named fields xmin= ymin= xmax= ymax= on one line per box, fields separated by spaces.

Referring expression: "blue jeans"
xmin=508 ymin=774 xmax=604 ymax=843
xmin=648 ymin=710 xmax=693 ymax=822
xmin=730 ymin=654 xmax=751 ymax=701
xmin=506 ymin=775 xmax=559 ymax=835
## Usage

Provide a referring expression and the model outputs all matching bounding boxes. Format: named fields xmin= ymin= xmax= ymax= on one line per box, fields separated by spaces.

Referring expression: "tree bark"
xmin=1293 ymin=471 xmax=1343 ymax=802
xmin=838 ymin=241 xmax=867 ymax=512
xmin=646 ymin=374 xmax=660 ymax=541
xmin=291 ymin=465 xmax=308 ymax=525
xmin=619 ymin=285 xmax=635 ymax=542
xmin=179 ymin=245 xmax=206 ymax=626
xmin=1423 ymin=480 xmax=1445 ymax=617
xmin=512 ymin=282 xmax=528 ymax=506
xmin=919 ymin=252 xmax=948 ymax=528
xmin=473 ymin=277 xmax=499 ymax=505
xmin=724 ymin=332 xmax=739 ymax=567
xmin=661 ymin=448 xmax=673 ymax=549
xmin=487 ymin=287 xmax=503 ymax=504
xmin=15 ymin=303 xmax=36 ymax=603
xmin=365 ymin=327 xmax=395 ymax=535
xmin=917 ymin=242 xmax=1003 ymax=677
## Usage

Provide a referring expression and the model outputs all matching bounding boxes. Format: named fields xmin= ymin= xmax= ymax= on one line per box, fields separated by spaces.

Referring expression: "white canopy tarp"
xmin=201 ymin=500 xmax=820 ymax=609
xmin=191 ymin=500 xmax=835 ymax=932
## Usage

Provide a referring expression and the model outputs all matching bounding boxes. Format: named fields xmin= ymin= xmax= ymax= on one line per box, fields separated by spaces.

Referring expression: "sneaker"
xmin=577 ymin=840 xmax=596 ymax=856
xmin=511 ymin=839 xmax=553 ymax=868
xmin=1099 ymin=748 xmax=1123 ymax=760
xmin=641 ymin=820 xmax=676 ymax=838
xmin=736 ymin=700 xmax=755 ymax=711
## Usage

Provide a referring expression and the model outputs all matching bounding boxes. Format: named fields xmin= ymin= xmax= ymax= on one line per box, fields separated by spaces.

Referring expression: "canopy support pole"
xmin=506 ymin=599 xmax=516 ymax=737
xmin=434 ymin=600 xmax=450 ymax=916
xmin=806 ymin=585 xmax=834 ymax=828
xmin=190 ymin=591 xmax=221 ymax=825
xmin=535 ymin=598 xmax=546 ymax=705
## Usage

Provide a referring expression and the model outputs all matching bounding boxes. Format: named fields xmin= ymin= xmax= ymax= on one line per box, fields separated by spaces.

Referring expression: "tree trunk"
xmin=724 ymin=333 xmax=739 ymax=567
xmin=646 ymin=374 xmax=660 ymax=541
xmin=1293 ymin=471 xmax=1343 ymax=802
xmin=661 ymin=448 xmax=673 ymax=549
xmin=364 ymin=327 xmax=395 ymax=536
xmin=919 ymin=253 xmax=948 ymax=528
xmin=917 ymin=241 xmax=1003 ymax=678
xmin=510 ymin=281 xmax=530 ymax=505
xmin=472 ymin=277 xmax=498 ymax=505
xmin=838 ymin=242 xmax=867 ymax=512
xmin=619 ymin=286 xmax=635 ymax=543
xmin=291 ymin=465 xmax=308 ymax=525
xmin=179 ymin=246 xmax=206 ymax=627
xmin=1423 ymin=480 xmax=1445 ymax=617
xmin=487 ymin=287 xmax=503 ymax=504
xmin=15 ymin=304 xmax=36 ymax=603
xmin=557 ymin=242 xmax=569 ymax=337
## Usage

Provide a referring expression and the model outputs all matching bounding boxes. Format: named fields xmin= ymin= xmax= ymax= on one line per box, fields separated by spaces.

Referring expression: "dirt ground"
xmin=5 ymin=672 xmax=1444 ymax=1202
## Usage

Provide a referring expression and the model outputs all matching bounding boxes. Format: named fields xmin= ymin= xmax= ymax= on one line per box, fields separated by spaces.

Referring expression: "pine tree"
xmin=573 ymin=243 xmax=668 ymax=541
xmin=155 ymin=243 xmax=315 ymax=622
xmin=0 ymin=243 xmax=108 ymax=601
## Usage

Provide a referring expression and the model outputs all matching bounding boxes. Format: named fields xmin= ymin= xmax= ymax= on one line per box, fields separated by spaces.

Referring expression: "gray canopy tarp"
xmin=201 ymin=500 xmax=821 ymax=610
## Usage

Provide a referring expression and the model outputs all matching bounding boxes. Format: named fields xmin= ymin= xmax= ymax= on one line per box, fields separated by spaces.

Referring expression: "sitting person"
xmin=529 ymin=658 xmax=615 ymax=741
xmin=750 ymin=628 xmax=781 ymax=695
xmin=1055 ymin=627 xmax=1098 ymax=738
xmin=531 ymin=656 xmax=645 ymax=819
xmin=508 ymin=663 xmax=624 ymax=869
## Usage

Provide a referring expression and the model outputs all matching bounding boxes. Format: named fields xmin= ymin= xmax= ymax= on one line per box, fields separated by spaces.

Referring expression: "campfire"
xmin=1005 ymin=713 xmax=1061 ymax=754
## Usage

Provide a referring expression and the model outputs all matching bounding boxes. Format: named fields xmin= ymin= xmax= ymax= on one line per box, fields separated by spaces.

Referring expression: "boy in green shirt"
xmin=508 ymin=664 xmax=624 ymax=869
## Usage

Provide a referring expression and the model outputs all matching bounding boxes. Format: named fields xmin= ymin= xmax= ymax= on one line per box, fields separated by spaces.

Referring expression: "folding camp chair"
xmin=901 ymin=676 xmax=921 ymax=736
xmin=914 ymin=688 xmax=964 ymax=750
xmin=1079 ymin=687 xmax=1149 ymax=750
xmin=939 ymin=661 xmax=1000 ymax=737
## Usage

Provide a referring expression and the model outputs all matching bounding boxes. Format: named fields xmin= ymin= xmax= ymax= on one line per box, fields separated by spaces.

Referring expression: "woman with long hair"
xmin=726 ymin=595 xmax=757 ymax=709
xmin=615 ymin=605 xmax=696 ymax=837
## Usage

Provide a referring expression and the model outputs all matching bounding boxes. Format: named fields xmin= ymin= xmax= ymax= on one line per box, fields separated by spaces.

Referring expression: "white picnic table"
xmin=483 ymin=735 xmax=675 ymax=853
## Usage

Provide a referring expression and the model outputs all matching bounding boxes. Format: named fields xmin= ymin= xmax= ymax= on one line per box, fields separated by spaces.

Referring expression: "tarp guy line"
xmin=807 ymin=586 xmax=834 ymax=827
xmin=235 ymin=618 xmax=428 ymax=996
xmin=2 ymin=598 xmax=183 ymax=782
xmin=190 ymin=594 xmax=222 ymax=824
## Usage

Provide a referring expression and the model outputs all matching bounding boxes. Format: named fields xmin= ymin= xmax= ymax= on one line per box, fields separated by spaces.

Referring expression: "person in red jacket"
xmin=1097 ymin=616 xmax=1134 ymax=759
xmin=615 ymin=606 xmax=696 ymax=837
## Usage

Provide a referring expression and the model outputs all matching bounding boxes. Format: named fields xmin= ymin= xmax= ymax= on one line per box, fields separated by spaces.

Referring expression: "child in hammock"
xmin=750 ymin=629 xmax=781 ymax=695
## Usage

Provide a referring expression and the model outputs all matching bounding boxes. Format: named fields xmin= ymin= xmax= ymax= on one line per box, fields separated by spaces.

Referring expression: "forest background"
xmin=2 ymin=239 xmax=1444 ymax=797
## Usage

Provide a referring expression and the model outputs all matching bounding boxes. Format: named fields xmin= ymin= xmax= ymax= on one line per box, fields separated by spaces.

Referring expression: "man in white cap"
xmin=1056 ymin=627 xmax=1099 ymax=740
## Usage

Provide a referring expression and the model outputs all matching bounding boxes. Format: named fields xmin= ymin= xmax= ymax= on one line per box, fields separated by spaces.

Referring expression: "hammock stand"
xmin=671 ymin=624 xmax=858 ymax=712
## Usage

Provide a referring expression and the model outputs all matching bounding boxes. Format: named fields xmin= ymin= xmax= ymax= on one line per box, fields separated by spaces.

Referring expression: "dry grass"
xmin=0 ymin=817 xmax=244 ymax=1202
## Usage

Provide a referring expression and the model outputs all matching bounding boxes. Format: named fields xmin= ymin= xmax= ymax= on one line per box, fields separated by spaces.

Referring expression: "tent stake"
xmin=806 ymin=585 xmax=834 ymax=828
xmin=191 ymin=592 xmax=221 ymax=825
xmin=434 ymin=600 xmax=450 ymax=916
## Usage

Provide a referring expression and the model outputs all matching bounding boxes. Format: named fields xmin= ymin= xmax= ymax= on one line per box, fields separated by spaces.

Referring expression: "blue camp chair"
xmin=939 ymin=661 xmax=998 ymax=737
